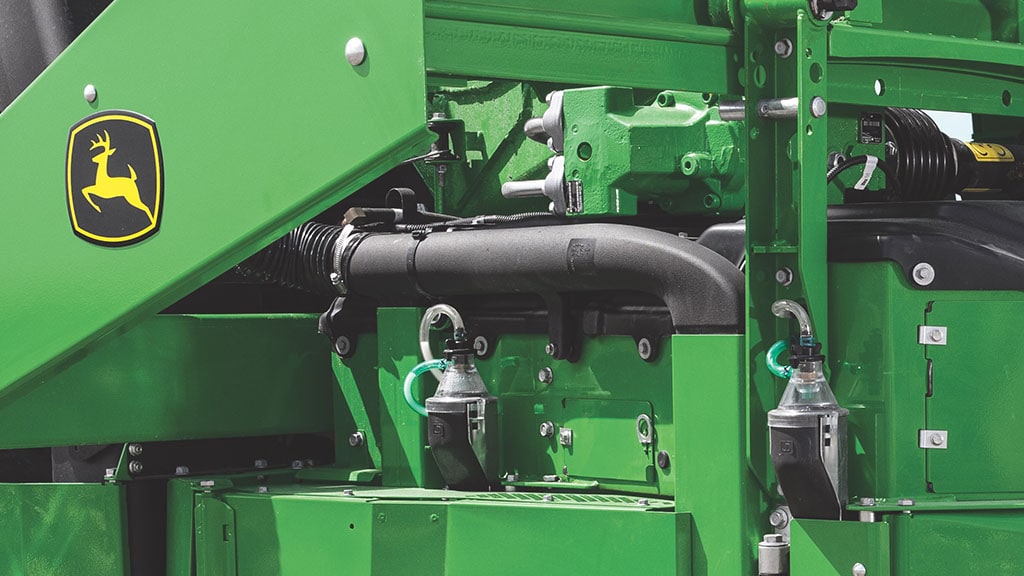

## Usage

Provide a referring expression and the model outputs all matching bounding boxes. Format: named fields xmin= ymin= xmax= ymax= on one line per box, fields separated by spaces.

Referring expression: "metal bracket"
xmin=918 ymin=325 xmax=947 ymax=345
xmin=919 ymin=429 xmax=948 ymax=449
xmin=635 ymin=414 xmax=654 ymax=446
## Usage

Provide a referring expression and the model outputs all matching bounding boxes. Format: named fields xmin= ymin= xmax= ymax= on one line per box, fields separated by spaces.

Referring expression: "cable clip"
xmin=854 ymin=155 xmax=879 ymax=190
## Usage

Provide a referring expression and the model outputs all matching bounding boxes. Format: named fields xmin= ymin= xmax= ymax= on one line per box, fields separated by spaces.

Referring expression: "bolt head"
xmin=811 ymin=96 xmax=828 ymax=118
xmin=128 ymin=443 xmax=143 ymax=457
xmin=254 ymin=459 xmax=268 ymax=469
xmin=774 ymin=38 xmax=793 ymax=58
xmin=930 ymin=433 xmax=944 ymax=446
xmin=769 ymin=507 xmax=790 ymax=528
xmin=775 ymin=267 xmax=794 ymax=286
xmin=544 ymin=342 xmax=558 ymax=356
xmin=83 ymin=84 xmax=97 ymax=103
xmin=175 ymin=466 xmax=190 ymax=476
xmin=637 ymin=498 xmax=650 ymax=506
xmin=656 ymin=450 xmax=671 ymax=470
xmin=852 ymin=562 xmax=867 ymax=576
xmin=558 ymin=428 xmax=573 ymax=447
xmin=860 ymin=497 xmax=876 ymax=506
xmin=538 ymin=367 xmax=554 ymax=384
xmin=345 ymin=37 xmax=367 ymax=66
xmin=762 ymin=533 xmax=785 ymax=544
xmin=912 ymin=263 xmax=935 ymax=286
xmin=542 ymin=494 xmax=554 ymax=502
xmin=258 ymin=486 xmax=269 ymax=494
xmin=928 ymin=330 xmax=943 ymax=343
xmin=292 ymin=460 xmax=304 ymax=470
xmin=637 ymin=338 xmax=653 ymax=360
xmin=128 ymin=461 xmax=143 ymax=475
xmin=348 ymin=431 xmax=365 ymax=447
xmin=334 ymin=336 xmax=352 ymax=356
xmin=539 ymin=421 xmax=555 ymax=438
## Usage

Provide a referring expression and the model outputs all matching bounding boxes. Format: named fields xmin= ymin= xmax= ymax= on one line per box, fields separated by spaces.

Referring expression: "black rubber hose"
xmin=885 ymin=107 xmax=959 ymax=200
xmin=236 ymin=222 xmax=343 ymax=295
xmin=342 ymin=223 xmax=745 ymax=333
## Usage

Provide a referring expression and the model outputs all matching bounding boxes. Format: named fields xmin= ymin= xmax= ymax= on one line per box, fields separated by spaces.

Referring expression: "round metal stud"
xmin=852 ymin=563 xmax=867 ymax=576
xmin=83 ymin=84 xmax=97 ymax=103
xmin=810 ymin=96 xmax=828 ymax=118
xmin=345 ymin=37 xmax=367 ymax=66
xmin=538 ymin=367 xmax=553 ymax=384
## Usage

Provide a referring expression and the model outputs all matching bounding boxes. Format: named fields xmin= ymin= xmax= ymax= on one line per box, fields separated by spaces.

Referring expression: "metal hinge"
xmin=919 ymin=429 xmax=948 ymax=449
xmin=918 ymin=325 xmax=947 ymax=345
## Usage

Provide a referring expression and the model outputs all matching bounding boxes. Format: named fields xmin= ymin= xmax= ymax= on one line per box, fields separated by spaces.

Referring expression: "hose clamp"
xmin=331 ymin=224 xmax=362 ymax=295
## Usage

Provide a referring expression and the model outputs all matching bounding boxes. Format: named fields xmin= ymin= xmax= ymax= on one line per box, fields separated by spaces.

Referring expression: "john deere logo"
xmin=66 ymin=110 xmax=163 ymax=246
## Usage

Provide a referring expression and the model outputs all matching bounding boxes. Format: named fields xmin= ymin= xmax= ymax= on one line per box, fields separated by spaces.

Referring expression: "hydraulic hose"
xmin=403 ymin=358 xmax=447 ymax=417
xmin=766 ymin=339 xmax=792 ymax=379
xmin=419 ymin=304 xmax=466 ymax=382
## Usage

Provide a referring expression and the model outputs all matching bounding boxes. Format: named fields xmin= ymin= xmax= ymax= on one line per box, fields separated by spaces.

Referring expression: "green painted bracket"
xmin=0 ymin=0 xmax=431 ymax=398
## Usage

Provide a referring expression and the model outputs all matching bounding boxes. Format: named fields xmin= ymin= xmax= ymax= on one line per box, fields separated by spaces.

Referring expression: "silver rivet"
xmin=637 ymin=338 xmax=653 ymax=360
xmin=83 ymin=84 xmax=97 ymax=103
xmin=912 ymin=263 xmax=935 ymax=286
xmin=852 ymin=562 xmax=867 ymax=576
xmin=930 ymin=433 xmax=944 ymax=446
xmin=538 ymin=367 xmax=554 ymax=384
xmin=774 ymin=38 xmax=793 ymax=58
xmin=345 ymin=37 xmax=367 ymax=66
xmin=928 ymin=329 xmax=943 ymax=343
xmin=811 ymin=96 xmax=827 ymax=118
xmin=542 ymin=494 xmax=554 ymax=502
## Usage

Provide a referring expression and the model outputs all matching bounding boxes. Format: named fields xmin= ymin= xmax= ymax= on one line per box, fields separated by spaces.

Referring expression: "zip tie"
xmin=854 ymin=155 xmax=879 ymax=190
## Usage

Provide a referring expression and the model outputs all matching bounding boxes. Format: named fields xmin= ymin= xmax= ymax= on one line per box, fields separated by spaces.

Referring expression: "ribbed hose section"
xmin=885 ymin=108 xmax=959 ymax=200
xmin=237 ymin=222 xmax=343 ymax=295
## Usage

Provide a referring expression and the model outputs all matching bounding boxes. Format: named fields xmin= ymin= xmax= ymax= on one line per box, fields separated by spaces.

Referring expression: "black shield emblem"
xmin=66 ymin=110 xmax=163 ymax=246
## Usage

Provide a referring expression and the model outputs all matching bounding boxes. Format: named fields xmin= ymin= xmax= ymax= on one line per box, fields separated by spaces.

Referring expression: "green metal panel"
xmin=925 ymin=300 xmax=1024 ymax=494
xmin=0 ymin=315 xmax=334 ymax=449
xmin=561 ymin=398 xmax=654 ymax=482
xmin=377 ymin=308 xmax=443 ymax=488
xmin=891 ymin=511 xmax=1024 ymax=574
xmin=790 ymin=519 xmax=890 ymax=576
xmin=0 ymin=0 xmax=430 ymax=397
xmin=193 ymin=484 xmax=688 ymax=576
xmin=673 ymin=334 xmax=758 ymax=576
xmin=0 ymin=483 xmax=129 ymax=575
xmin=445 ymin=500 xmax=691 ymax=574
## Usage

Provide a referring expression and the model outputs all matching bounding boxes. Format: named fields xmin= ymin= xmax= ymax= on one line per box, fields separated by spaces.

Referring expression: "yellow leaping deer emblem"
xmin=81 ymin=130 xmax=155 ymax=224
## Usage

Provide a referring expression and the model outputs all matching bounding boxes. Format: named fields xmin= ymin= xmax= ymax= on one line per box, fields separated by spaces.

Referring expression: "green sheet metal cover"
xmin=0 ymin=0 xmax=430 ymax=397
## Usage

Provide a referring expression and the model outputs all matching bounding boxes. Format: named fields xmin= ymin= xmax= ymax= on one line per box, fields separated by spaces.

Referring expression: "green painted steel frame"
xmin=0 ymin=0 xmax=431 ymax=399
